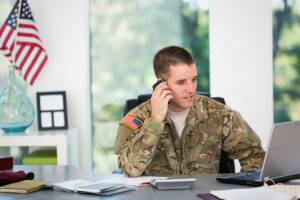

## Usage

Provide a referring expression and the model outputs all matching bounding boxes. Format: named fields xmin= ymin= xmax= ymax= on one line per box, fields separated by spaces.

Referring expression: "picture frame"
xmin=36 ymin=91 xmax=68 ymax=130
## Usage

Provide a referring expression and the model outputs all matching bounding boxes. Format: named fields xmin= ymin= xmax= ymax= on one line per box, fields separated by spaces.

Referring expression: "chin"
xmin=178 ymin=102 xmax=193 ymax=109
xmin=183 ymin=98 xmax=195 ymax=108
xmin=184 ymin=103 xmax=193 ymax=109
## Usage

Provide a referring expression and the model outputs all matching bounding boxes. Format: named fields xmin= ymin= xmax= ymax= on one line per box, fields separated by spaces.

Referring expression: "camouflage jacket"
xmin=115 ymin=95 xmax=265 ymax=177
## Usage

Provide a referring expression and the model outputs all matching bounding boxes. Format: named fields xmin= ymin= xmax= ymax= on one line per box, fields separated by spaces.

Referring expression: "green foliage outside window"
xmin=273 ymin=0 xmax=300 ymax=122
xmin=91 ymin=0 xmax=210 ymax=173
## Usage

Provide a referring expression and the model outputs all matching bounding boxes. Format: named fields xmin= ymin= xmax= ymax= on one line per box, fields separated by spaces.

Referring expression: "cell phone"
xmin=152 ymin=79 xmax=165 ymax=90
xmin=152 ymin=79 xmax=172 ymax=103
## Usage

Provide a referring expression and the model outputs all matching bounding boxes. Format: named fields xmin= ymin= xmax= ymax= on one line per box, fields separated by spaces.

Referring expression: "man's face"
xmin=165 ymin=63 xmax=198 ymax=112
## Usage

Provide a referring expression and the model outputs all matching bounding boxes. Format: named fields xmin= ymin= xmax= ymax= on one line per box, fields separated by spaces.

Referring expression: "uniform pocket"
xmin=191 ymin=123 xmax=222 ymax=163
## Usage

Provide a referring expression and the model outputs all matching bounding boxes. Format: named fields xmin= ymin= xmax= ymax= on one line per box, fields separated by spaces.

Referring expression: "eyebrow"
xmin=176 ymin=75 xmax=198 ymax=82
xmin=176 ymin=79 xmax=185 ymax=82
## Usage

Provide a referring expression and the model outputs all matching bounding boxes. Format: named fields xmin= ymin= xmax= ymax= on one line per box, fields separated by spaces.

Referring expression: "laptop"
xmin=216 ymin=120 xmax=300 ymax=186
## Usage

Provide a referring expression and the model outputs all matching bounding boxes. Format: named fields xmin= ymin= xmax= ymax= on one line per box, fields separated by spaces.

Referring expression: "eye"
xmin=193 ymin=77 xmax=198 ymax=82
xmin=176 ymin=80 xmax=184 ymax=85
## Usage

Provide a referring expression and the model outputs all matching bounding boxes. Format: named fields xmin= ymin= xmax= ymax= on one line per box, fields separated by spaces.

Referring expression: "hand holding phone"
xmin=150 ymin=79 xmax=173 ymax=122
xmin=152 ymin=79 xmax=165 ymax=90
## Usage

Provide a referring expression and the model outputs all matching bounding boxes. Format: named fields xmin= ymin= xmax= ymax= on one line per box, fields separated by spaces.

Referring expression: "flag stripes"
xmin=0 ymin=0 xmax=48 ymax=85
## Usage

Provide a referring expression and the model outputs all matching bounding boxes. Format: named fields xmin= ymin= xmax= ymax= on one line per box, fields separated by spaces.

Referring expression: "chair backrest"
xmin=123 ymin=93 xmax=235 ymax=173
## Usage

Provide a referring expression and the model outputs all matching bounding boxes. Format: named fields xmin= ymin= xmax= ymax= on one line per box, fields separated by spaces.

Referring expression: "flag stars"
xmin=0 ymin=0 xmax=48 ymax=85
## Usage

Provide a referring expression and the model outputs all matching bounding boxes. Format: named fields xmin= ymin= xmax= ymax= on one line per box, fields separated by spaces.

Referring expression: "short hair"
xmin=153 ymin=46 xmax=195 ymax=78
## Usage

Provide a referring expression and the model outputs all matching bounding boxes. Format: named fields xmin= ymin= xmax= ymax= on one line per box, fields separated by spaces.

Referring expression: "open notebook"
xmin=52 ymin=179 xmax=134 ymax=196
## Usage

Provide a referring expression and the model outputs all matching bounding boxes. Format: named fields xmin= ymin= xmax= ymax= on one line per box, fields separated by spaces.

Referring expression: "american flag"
xmin=0 ymin=0 xmax=48 ymax=85
xmin=122 ymin=114 xmax=142 ymax=129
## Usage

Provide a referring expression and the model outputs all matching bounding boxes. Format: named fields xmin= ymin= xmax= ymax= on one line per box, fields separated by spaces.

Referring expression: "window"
xmin=91 ymin=0 xmax=210 ymax=173
xmin=273 ymin=0 xmax=300 ymax=122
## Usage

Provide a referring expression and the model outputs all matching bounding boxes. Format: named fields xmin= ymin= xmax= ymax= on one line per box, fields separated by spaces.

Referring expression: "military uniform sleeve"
xmin=221 ymin=110 xmax=265 ymax=171
xmin=115 ymin=115 xmax=164 ymax=177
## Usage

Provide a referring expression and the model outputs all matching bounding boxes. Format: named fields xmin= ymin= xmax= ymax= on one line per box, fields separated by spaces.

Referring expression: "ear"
xmin=158 ymin=73 xmax=169 ymax=81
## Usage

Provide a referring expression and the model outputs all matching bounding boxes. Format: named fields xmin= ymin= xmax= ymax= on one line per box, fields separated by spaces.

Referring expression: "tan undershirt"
xmin=168 ymin=108 xmax=190 ymax=138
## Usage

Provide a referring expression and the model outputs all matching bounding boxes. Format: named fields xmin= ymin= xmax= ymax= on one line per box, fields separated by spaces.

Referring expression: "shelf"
xmin=0 ymin=128 xmax=79 ymax=165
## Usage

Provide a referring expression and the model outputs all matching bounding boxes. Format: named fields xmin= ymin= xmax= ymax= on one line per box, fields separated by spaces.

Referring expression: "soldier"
xmin=115 ymin=46 xmax=265 ymax=177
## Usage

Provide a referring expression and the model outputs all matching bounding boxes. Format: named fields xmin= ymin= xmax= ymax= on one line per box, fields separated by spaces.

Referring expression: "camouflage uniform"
xmin=115 ymin=95 xmax=265 ymax=177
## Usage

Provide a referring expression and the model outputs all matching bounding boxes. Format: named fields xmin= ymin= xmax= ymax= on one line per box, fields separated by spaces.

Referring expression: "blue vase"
xmin=0 ymin=65 xmax=34 ymax=134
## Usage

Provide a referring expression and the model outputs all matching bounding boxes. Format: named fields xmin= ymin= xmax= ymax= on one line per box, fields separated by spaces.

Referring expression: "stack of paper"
xmin=210 ymin=186 xmax=296 ymax=200
xmin=53 ymin=179 xmax=134 ymax=196
xmin=52 ymin=176 xmax=169 ymax=196
xmin=101 ymin=175 xmax=169 ymax=186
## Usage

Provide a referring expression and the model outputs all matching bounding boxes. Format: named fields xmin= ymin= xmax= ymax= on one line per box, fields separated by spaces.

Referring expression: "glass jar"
xmin=0 ymin=65 xmax=34 ymax=134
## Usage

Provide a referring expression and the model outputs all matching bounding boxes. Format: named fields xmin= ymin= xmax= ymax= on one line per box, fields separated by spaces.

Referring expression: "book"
xmin=52 ymin=179 xmax=135 ymax=196
xmin=0 ymin=180 xmax=46 ymax=194
xmin=197 ymin=193 xmax=221 ymax=200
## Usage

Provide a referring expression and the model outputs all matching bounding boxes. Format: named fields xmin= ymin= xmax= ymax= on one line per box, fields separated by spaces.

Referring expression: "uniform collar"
xmin=144 ymin=94 xmax=209 ymax=123
xmin=193 ymin=95 xmax=209 ymax=122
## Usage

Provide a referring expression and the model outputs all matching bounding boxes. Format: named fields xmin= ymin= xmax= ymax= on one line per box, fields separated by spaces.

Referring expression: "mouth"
xmin=183 ymin=95 xmax=194 ymax=102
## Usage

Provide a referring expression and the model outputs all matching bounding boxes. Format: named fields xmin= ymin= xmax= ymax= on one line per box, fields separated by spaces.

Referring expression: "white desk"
xmin=0 ymin=128 xmax=79 ymax=165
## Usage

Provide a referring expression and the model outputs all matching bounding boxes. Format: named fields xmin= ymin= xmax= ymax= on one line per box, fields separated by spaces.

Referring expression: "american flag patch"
xmin=122 ymin=114 xmax=143 ymax=129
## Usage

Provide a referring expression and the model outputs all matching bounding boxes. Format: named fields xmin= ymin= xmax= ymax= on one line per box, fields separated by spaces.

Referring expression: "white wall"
xmin=26 ymin=0 xmax=92 ymax=170
xmin=210 ymin=0 xmax=273 ymax=149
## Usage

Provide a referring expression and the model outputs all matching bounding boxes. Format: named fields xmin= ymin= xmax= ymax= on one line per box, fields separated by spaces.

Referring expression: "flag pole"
xmin=6 ymin=0 xmax=23 ymax=106
xmin=12 ymin=0 xmax=23 ymax=67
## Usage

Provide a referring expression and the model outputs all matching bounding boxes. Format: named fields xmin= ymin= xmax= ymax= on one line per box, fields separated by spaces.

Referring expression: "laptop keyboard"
xmin=235 ymin=171 xmax=261 ymax=180
xmin=216 ymin=171 xmax=264 ymax=186
xmin=219 ymin=171 xmax=261 ymax=181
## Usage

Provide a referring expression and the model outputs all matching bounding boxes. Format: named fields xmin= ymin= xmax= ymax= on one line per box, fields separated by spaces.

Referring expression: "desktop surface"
xmin=0 ymin=165 xmax=250 ymax=200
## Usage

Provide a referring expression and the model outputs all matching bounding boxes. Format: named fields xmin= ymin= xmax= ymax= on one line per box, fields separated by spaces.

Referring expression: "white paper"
xmin=53 ymin=179 xmax=126 ymax=194
xmin=53 ymin=111 xmax=65 ymax=127
xmin=52 ymin=175 xmax=169 ymax=195
xmin=210 ymin=187 xmax=294 ymax=200
xmin=41 ymin=112 xmax=52 ymax=127
xmin=53 ymin=176 xmax=169 ymax=190
xmin=101 ymin=175 xmax=169 ymax=186
xmin=40 ymin=95 xmax=64 ymax=111
xmin=288 ymin=179 xmax=300 ymax=183
xmin=53 ymin=179 xmax=85 ymax=191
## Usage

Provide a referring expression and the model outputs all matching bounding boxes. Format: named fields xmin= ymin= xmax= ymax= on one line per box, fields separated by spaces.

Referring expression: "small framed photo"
xmin=36 ymin=91 xmax=68 ymax=130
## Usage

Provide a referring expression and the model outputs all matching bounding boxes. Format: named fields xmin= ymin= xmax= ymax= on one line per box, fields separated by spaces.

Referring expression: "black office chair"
xmin=123 ymin=92 xmax=235 ymax=173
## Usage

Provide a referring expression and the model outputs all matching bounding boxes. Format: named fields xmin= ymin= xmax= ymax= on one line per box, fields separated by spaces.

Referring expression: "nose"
xmin=185 ymin=81 xmax=196 ymax=93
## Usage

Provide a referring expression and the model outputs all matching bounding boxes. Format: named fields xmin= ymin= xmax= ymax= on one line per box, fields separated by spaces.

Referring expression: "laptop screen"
xmin=260 ymin=120 xmax=300 ymax=179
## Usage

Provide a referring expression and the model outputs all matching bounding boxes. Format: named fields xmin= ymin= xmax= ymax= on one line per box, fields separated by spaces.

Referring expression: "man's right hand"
xmin=150 ymin=81 xmax=173 ymax=123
